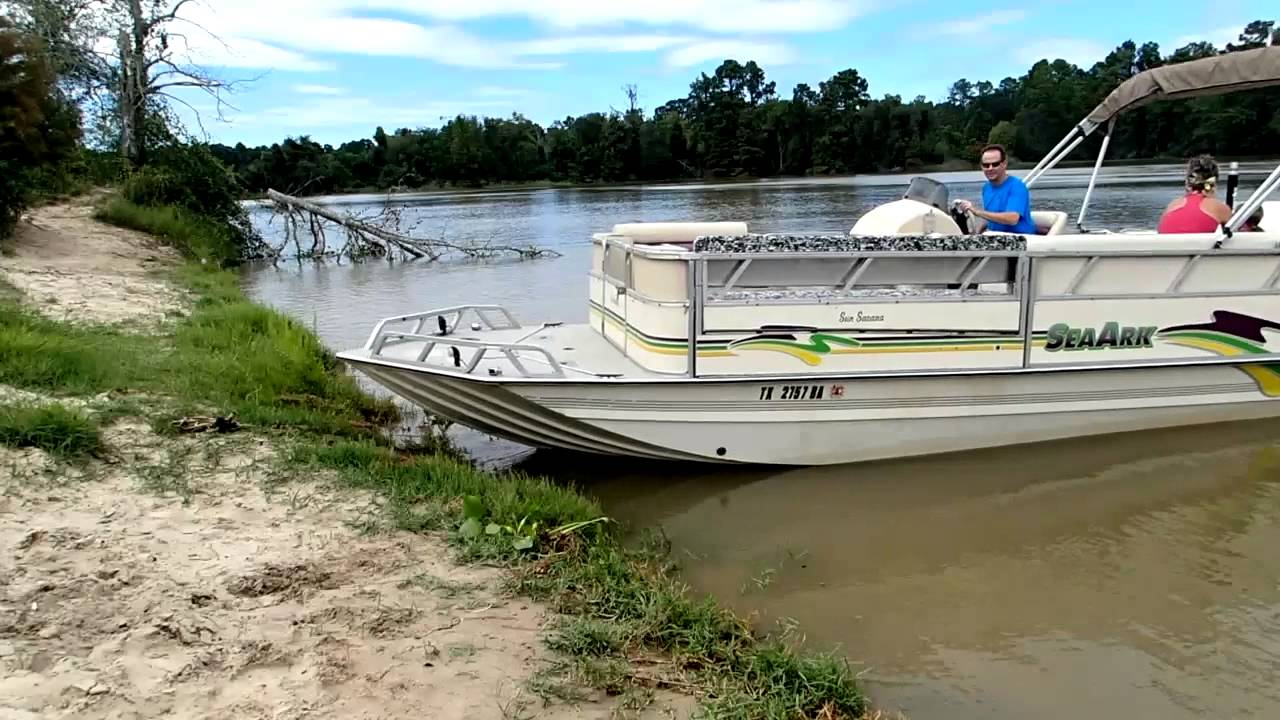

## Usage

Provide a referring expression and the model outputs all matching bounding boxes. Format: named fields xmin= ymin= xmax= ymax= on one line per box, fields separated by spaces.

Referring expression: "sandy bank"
xmin=0 ymin=200 xmax=694 ymax=720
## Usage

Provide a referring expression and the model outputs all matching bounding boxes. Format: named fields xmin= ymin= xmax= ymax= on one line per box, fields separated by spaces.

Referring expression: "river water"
xmin=241 ymin=163 xmax=1280 ymax=719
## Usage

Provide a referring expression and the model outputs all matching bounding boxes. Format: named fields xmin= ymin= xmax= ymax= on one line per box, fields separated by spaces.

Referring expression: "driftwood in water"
xmin=263 ymin=189 xmax=561 ymax=262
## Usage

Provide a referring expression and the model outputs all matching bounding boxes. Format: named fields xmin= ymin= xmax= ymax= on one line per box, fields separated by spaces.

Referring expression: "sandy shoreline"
xmin=0 ymin=200 xmax=694 ymax=720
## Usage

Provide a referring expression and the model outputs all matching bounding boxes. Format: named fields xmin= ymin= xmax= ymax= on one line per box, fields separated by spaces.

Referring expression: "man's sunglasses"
xmin=981 ymin=161 xmax=1004 ymax=169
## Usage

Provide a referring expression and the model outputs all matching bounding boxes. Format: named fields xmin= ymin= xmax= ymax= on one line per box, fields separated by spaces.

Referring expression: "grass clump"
xmin=167 ymin=269 xmax=397 ymax=435
xmin=0 ymin=300 xmax=148 ymax=394
xmin=546 ymin=617 xmax=629 ymax=658
xmin=95 ymin=197 xmax=242 ymax=267
xmin=518 ymin=539 xmax=865 ymax=719
xmin=0 ymin=262 xmax=397 ymax=438
xmin=289 ymin=438 xmax=866 ymax=719
xmin=0 ymin=403 xmax=104 ymax=459
xmin=288 ymin=439 xmax=599 ymax=539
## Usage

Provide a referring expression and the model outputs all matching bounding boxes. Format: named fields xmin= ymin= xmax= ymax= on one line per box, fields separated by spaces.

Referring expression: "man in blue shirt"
xmin=956 ymin=144 xmax=1038 ymax=234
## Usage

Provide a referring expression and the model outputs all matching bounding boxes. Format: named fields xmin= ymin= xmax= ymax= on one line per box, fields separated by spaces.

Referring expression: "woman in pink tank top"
xmin=1157 ymin=155 xmax=1232 ymax=234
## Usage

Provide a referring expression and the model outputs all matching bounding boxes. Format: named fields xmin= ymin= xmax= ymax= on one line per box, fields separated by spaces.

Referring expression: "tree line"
xmin=211 ymin=20 xmax=1280 ymax=196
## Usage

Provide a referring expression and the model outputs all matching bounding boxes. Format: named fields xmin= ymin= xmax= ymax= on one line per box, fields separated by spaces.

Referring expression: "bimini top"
xmin=1082 ymin=45 xmax=1280 ymax=134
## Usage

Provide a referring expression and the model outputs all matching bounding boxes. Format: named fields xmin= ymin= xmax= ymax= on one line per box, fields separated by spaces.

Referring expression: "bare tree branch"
xmin=264 ymin=190 xmax=562 ymax=263
xmin=142 ymin=0 xmax=196 ymax=34
xmin=161 ymin=12 xmax=233 ymax=53
xmin=150 ymin=78 xmax=225 ymax=91
xmin=154 ymin=89 xmax=208 ymax=136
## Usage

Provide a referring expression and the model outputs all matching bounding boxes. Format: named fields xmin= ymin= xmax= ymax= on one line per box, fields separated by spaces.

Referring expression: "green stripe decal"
xmin=1158 ymin=330 xmax=1268 ymax=354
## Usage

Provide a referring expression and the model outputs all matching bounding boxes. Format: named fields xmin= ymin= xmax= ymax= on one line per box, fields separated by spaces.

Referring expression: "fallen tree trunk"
xmin=263 ymin=189 xmax=561 ymax=262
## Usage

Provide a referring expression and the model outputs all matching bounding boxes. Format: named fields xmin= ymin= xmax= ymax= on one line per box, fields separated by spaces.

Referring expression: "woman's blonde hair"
xmin=1186 ymin=154 xmax=1219 ymax=193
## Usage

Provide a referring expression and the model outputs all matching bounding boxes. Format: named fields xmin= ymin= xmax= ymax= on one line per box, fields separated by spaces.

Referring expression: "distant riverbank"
xmin=243 ymin=153 xmax=1280 ymax=205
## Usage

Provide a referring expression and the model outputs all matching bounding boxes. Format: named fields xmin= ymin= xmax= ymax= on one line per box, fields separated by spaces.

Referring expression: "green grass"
xmin=288 ymin=438 xmax=867 ymax=719
xmin=288 ymin=440 xmax=598 ymax=537
xmin=0 ymin=263 xmax=397 ymax=438
xmin=0 ymin=403 xmax=105 ymax=459
xmin=166 ymin=270 xmax=397 ymax=434
xmin=94 ymin=198 xmax=241 ymax=266
xmin=0 ymin=300 xmax=146 ymax=394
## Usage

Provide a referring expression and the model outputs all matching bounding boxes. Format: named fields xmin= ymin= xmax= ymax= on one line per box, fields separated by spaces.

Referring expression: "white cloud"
xmin=171 ymin=2 xmax=770 ymax=71
xmin=195 ymin=37 xmax=336 ymax=72
xmin=293 ymin=84 xmax=346 ymax=95
xmin=233 ymin=96 xmax=519 ymax=129
xmin=930 ymin=10 xmax=1027 ymax=37
xmin=363 ymin=0 xmax=873 ymax=34
xmin=200 ymin=13 xmax=563 ymax=69
xmin=663 ymin=39 xmax=796 ymax=68
xmin=514 ymin=34 xmax=700 ymax=55
xmin=1016 ymin=38 xmax=1108 ymax=68
xmin=105 ymin=29 xmax=333 ymax=73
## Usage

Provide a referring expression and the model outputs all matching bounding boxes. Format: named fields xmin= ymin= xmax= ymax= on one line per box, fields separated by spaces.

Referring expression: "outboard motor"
xmin=850 ymin=176 xmax=964 ymax=236
xmin=903 ymin=176 xmax=949 ymax=211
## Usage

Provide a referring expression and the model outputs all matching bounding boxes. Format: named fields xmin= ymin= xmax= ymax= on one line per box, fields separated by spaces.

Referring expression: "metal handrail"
xmin=369 ymin=331 xmax=567 ymax=378
xmin=362 ymin=304 xmax=521 ymax=349
xmin=1227 ymin=162 xmax=1280 ymax=232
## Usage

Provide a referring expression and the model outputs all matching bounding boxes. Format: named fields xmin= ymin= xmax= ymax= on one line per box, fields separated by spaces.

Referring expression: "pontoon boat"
xmin=337 ymin=46 xmax=1280 ymax=465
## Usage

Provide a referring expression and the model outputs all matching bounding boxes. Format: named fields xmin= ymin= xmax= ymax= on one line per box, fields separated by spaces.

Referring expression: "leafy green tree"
xmin=987 ymin=121 xmax=1018 ymax=157
xmin=0 ymin=18 xmax=82 ymax=236
xmin=199 ymin=18 xmax=1279 ymax=194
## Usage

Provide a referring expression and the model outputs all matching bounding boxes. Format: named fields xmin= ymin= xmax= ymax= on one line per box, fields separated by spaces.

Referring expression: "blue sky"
xmin=169 ymin=0 xmax=1275 ymax=147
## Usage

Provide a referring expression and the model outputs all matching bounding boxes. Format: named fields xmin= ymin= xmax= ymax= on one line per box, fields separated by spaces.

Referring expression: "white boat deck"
xmin=371 ymin=321 xmax=662 ymax=380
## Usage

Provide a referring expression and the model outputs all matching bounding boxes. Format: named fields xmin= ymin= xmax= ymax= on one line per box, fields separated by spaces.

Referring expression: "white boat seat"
xmin=612 ymin=221 xmax=749 ymax=245
xmin=1032 ymin=211 xmax=1067 ymax=236
xmin=1258 ymin=201 xmax=1278 ymax=232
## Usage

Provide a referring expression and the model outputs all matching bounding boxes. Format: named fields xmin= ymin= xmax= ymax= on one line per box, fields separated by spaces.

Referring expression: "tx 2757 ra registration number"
xmin=758 ymin=383 xmax=844 ymax=400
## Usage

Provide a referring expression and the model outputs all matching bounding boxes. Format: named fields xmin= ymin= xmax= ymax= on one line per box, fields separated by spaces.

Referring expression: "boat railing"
xmin=693 ymin=246 xmax=1280 ymax=305
xmin=604 ymin=231 xmax=1280 ymax=310
xmin=362 ymin=304 xmax=521 ymax=349
xmin=368 ymin=330 xmax=568 ymax=378
xmin=699 ymin=250 xmax=1024 ymax=305
xmin=679 ymin=235 xmax=1026 ymax=306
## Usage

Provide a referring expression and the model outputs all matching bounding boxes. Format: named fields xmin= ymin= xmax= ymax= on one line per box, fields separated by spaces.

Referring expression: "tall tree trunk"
xmin=121 ymin=0 xmax=147 ymax=166
xmin=117 ymin=29 xmax=134 ymax=163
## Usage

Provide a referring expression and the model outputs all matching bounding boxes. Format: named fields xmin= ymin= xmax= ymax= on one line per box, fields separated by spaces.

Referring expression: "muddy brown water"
xmin=242 ymin=165 xmax=1280 ymax=718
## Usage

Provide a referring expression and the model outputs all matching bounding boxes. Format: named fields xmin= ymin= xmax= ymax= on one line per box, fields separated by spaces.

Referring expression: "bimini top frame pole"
xmin=1024 ymin=128 xmax=1087 ymax=188
xmin=1226 ymin=161 xmax=1280 ymax=233
xmin=1026 ymin=46 xmax=1280 ymax=190
xmin=1074 ymin=118 xmax=1115 ymax=231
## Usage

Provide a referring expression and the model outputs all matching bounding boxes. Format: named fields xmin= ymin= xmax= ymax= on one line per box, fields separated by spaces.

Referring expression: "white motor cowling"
xmin=850 ymin=198 xmax=962 ymax=236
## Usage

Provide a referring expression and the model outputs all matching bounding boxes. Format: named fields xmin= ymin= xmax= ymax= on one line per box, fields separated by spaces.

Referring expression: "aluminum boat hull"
xmin=340 ymin=350 xmax=1280 ymax=465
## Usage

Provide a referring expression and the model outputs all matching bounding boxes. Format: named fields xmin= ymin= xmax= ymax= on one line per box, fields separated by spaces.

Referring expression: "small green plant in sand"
xmin=459 ymin=493 xmax=612 ymax=553
xmin=0 ymin=403 xmax=104 ymax=459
